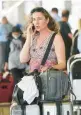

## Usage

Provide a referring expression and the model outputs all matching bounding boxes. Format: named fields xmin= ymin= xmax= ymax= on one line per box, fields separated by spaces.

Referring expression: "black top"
xmin=59 ymin=21 xmax=72 ymax=61
xmin=71 ymin=29 xmax=79 ymax=55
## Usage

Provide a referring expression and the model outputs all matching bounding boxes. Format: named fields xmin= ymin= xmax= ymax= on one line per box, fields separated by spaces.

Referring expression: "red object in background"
xmin=0 ymin=73 xmax=14 ymax=102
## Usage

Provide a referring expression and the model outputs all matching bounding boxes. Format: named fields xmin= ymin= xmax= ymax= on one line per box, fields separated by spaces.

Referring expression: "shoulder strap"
xmin=41 ymin=32 xmax=57 ymax=66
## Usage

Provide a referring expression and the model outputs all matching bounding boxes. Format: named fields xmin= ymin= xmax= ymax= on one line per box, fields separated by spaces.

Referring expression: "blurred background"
xmin=0 ymin=0 xmax=81 ymax=33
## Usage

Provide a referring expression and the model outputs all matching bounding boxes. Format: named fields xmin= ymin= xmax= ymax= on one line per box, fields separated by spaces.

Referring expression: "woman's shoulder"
xmin=53 ymin=32 xmax=64 ymax=44
xmin=54 ymin=32 xmax=62 ymax=40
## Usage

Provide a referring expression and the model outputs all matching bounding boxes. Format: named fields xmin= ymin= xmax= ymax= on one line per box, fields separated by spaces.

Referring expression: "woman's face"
xmin=32 ymin=12 xmax=49 ymax=32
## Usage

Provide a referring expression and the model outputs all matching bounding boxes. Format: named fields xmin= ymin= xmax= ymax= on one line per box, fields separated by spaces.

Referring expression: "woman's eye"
xmin=38 ymin=17 xmax=45 ymax=20
xmin=38 ymin=17 xmax=42 ymax=20
xmin=33 ymin=17 xmax=44 ymax=21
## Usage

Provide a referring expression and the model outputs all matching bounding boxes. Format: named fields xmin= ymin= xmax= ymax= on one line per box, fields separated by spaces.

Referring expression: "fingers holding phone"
xmin=32 ymin=25 xmax=35 ymax=32
xmin=27 ymin=23 xmax=39 ymax=37
xmin=27 ymin=23 xmax=35 ymax=34
xmin=32 ymin=25 xmax=40 ymax=35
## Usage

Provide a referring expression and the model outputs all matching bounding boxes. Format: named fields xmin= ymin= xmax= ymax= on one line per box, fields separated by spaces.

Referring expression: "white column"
xmin=1 ymin=1 xmax=24 ymax=25
xmin=42 ymin=0 xmax=64 ymax=11
xmin=17 ymin=2 xmax=25 ymax=25
xmin=69 ymin=0 xmax=81 ymax=32
xmin=0 ymin=0 xmax=2 ymax=11
xmin=24 ymin=0 xmax=42 ymax=15
xmin=0 ymin=0 xmax=2 ymax=22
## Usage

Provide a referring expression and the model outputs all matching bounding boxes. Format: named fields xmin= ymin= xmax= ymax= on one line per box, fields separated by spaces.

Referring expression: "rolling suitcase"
xmin=0 ymin=72 xmax=14 ymax=102
xmin=10 ymin=104 xmax=40 ymax=115
xmin=43 ymin=102 xmax=73 ymax=115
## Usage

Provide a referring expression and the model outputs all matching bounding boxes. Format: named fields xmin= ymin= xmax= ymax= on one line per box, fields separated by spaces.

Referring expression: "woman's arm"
xmin=20 ymin=34 xmax=31 ymax=63
xmin=4 ymin=39 xmax=11 ymax=71
xmin=20 ymin=23 xmax=34 ymax=63
xmin=52 ymin=34 xmax=66 ymax=70
xmin=5 ymin=40 xmax=11 ymax=63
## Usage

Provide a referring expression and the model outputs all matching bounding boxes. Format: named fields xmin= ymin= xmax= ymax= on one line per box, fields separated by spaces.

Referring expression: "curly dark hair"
xmin=31 ymin=7 xmax=59 ymax=33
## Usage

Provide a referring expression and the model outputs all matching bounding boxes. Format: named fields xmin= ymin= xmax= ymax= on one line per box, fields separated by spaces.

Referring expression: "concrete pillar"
xmin=70 ymin=0 xmax=81 ymax=32
xmin=17 ymin=2 xmax=25 ymax=26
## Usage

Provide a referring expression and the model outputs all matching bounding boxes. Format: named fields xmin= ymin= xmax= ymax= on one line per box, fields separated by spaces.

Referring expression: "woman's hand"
xmin=40 ymin=66 xmax=48 ymax=72
xmin=27 ymin=23 xmax=36 ymax=37
xmin=20 ymin=24 xmax=35 ymax=63
xmin=4 ymin=62 xmax=8 ymax=71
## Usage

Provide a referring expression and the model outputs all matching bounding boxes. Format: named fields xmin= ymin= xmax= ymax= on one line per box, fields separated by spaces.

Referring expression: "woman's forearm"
xmin=52 ymin=62 xmax=66 ymax=70
xmin=20 ymin=34 xmax=31 ymax=63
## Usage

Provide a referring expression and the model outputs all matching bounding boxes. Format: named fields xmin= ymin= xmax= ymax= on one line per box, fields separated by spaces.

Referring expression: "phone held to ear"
xmin=32 ymin=25 xmax=39 ymax=34
xmin=32 ymin=25 xmax=35 ymax=32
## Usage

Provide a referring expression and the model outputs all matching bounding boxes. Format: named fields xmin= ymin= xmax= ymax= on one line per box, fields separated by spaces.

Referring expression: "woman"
xmin=4 ymin=26 xmax=26 ymax=84
xmin=20 ymin=7 xmax=66 ymax=72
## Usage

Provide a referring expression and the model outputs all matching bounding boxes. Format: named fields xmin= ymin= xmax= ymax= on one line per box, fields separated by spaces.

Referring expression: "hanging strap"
xmin=21 ymin=105 xmax=26 ymax=115
xmin=56 ymin=101 xmax=62 ymax=115
xmin=41 ymin=32 xmax=56 ymax=66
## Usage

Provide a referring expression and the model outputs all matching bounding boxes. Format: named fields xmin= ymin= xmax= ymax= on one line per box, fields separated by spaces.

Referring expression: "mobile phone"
xmin=32 ymin=25 xmax=35 ymax=32
xmin=32 ymin=25 xmax=40 ymax=35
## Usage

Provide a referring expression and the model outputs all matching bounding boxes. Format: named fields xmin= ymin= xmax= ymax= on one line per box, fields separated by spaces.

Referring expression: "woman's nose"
xmin=35 ymin=19 xmax=39 ymax=24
